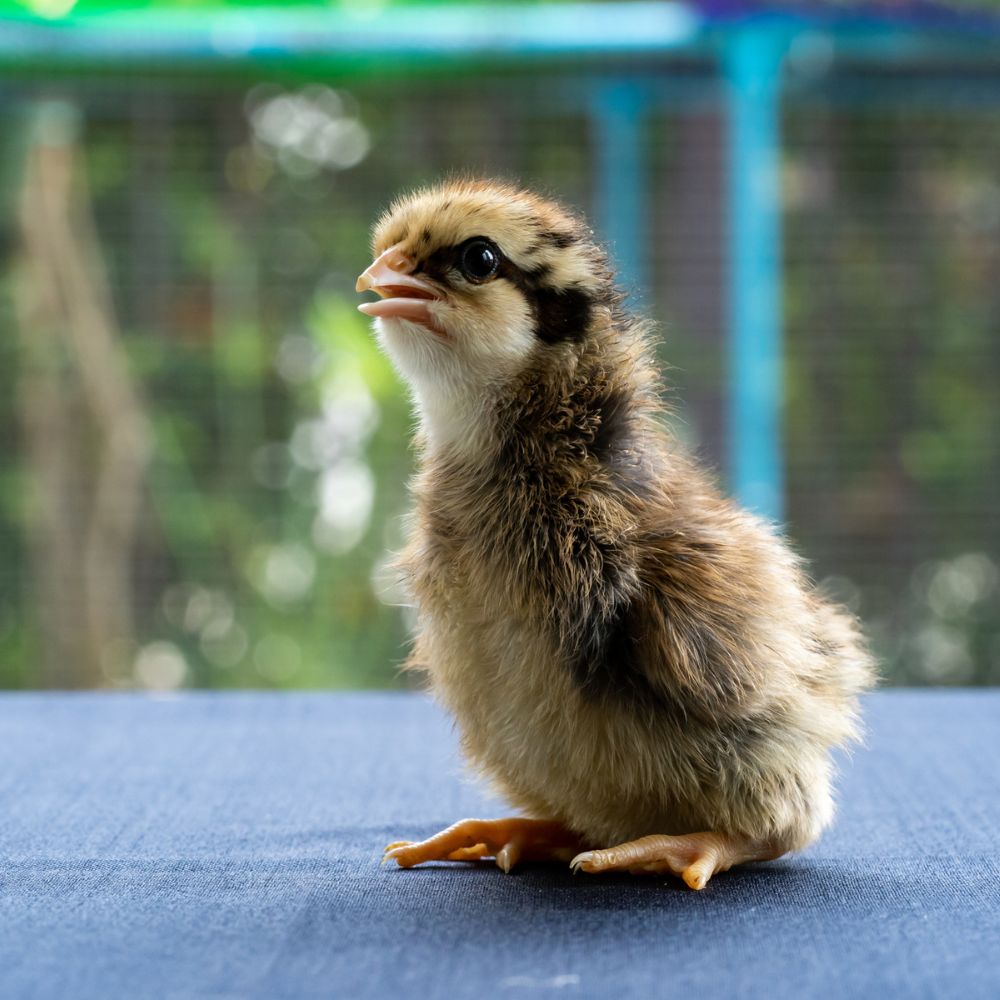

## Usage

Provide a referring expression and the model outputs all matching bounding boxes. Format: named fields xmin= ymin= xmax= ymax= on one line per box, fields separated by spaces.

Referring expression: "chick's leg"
xmin=570 ymin=832 xmax=784 ymax=890
xmin=385 ymin=818 xmax=583 ymax=873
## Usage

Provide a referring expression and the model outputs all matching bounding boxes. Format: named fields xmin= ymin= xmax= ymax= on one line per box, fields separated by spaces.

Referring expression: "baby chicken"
xmin=357 ymin=179 xmax=875 ymax=890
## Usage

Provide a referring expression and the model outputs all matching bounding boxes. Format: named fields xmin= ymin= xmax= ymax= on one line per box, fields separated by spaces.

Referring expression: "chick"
xmin=357 ymin=179 xmax=875 ymax=890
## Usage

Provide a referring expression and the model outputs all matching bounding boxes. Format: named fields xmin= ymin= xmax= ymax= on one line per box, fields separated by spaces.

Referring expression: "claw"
xmin=569 ymin=850 xmax=610 ymax=874
xmin=382 ymin=841 xmax=412 ymax=865
xmin=495 ymin=839 xmax=522 ymax=873
xmin=682 ymin=860 xmax=713 ymax=891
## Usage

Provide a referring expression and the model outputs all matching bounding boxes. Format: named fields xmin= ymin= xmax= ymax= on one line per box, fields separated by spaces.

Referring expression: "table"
xmin=2 ymin=691 xmax=998 ymax=999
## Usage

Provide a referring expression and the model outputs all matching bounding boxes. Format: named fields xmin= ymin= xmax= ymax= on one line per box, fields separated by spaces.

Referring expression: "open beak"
xmin=356 ymin=245 xmax=444 ymax=334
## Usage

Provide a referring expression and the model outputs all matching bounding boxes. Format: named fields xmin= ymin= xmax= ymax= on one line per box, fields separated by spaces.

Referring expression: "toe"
xmin=682 ymin=858 xmax=714 ymax=890
xmin=447 ymin=844 xmax=489 ymax=861
xmin=384 ymin=845 xmax=419 ymax=868
xmin=382 ymin=841 xmax=414 ymax=866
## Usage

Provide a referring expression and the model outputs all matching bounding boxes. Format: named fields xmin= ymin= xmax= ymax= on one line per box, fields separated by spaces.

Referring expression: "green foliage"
xmin=136 ymin=291 xmax=415 ymax=690
xmin=1 ymin=72 xmax=997 ymax=691
xmin=783 ymin=108 xmax=1000 ymax=686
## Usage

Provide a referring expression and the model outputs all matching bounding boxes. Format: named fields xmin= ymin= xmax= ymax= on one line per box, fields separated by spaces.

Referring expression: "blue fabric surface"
xmin=2 ymin=690 xmax=998 ymax=1000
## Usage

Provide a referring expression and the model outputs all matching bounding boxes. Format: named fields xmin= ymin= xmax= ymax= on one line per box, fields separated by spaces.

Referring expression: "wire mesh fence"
xmin=0 ymin=59 xmax=996 ymax=689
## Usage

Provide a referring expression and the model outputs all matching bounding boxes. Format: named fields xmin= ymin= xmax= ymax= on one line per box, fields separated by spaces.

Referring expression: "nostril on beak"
xmin=387 ymin=250 xmax=414 ymax=273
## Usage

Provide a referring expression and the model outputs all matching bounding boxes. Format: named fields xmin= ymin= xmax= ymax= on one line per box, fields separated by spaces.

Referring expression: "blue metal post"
xmin=724 ymin=26 xmax=787 ymax=522
xmin=590 ymin=80 xmax=648 ymax=305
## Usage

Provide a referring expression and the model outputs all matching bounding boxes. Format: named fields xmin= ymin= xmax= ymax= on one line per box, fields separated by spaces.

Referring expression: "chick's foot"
xmin=570 ymin=832 xmax=784 ymax=890
xmin=384 ymin=818 xmax=583 ymax=873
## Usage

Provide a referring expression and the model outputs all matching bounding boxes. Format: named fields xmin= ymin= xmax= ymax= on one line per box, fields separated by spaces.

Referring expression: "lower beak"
xmin=356 ymin=246 xmax=444 ymax=334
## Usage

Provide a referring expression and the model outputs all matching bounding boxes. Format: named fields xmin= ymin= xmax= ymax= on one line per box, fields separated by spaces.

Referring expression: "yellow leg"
xmin=570 ymin=832 xmax=785 ymax=890
xmin=385 ymin=818 xmax=584 ymax=873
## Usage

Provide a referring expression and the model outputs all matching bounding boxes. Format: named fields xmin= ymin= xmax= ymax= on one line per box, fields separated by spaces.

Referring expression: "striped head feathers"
xmin=356 ymin=179 xmax=619 ymax=453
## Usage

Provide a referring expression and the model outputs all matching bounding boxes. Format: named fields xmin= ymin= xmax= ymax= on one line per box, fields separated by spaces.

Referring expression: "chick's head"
xmin=356 ymin=180 xmax=614 ymax=410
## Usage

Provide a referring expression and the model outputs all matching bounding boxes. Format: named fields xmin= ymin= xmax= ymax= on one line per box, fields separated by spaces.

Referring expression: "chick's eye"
xmin=459 ymin=239 xmax=500 ymax=282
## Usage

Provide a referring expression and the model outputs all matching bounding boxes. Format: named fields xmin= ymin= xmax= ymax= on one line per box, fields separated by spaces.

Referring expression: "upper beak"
xmin=354 ymin=246 xmax=440 ymax=299
xmin=355 ymin=245 xmax=444 ymax=333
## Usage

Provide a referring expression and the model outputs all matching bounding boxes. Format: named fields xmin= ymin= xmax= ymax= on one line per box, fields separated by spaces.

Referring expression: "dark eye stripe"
xmin=416 ymin=239 xmax=593 ymax=344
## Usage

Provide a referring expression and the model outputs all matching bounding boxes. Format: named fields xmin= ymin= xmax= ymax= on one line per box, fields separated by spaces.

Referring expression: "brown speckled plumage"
xmin=360 ymin=179 xmax=876 ymax=882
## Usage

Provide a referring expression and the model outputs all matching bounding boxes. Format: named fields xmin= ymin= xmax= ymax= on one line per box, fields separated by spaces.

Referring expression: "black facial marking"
xmin=531 ymin=287 xmax=592 ymax=344
xmin=415 ymin=244 xmax=457 ymax=281
xmin=496 ymin=256 xmax=591 ymax=342
xmin=413 ymin=230 xmax=594 ymax=342
xmin=421 ymin=228 xmax=432 ymax=244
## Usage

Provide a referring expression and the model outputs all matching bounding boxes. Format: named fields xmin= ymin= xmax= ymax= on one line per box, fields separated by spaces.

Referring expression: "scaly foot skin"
xmin=384 ymin=817 xmax=584 ymax=873
xmin=570 ymin=832 xmax=784 ymax=890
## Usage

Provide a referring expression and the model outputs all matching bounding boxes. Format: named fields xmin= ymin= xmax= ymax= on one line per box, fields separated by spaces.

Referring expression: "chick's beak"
xmin=356 ymin=245 xmax=443 ymax=333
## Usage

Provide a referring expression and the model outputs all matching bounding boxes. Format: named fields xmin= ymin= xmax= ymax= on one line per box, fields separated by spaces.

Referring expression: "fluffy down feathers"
xmin=364 ymin=179 xmax=876 ymax=856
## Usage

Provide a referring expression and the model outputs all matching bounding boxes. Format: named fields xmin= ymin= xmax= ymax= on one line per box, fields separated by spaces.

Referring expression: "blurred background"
xmin=1 ymin=0 xmax=998 ymax=691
